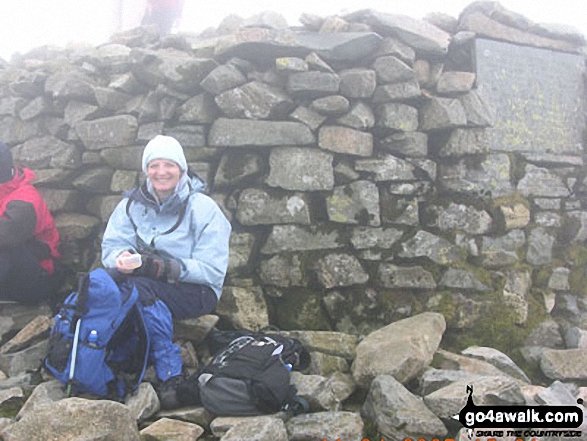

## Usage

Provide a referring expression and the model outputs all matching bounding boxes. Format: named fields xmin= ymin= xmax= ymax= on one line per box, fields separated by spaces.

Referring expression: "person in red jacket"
xmin=0 ymin=142 xmax=61 ymax=304
xmin=142 ymin=0 xmax=185 ymax=35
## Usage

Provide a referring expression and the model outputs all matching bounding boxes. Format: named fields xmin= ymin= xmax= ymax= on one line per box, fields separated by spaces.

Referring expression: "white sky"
xmin=0 ymin=1 xmax=585 ymax=61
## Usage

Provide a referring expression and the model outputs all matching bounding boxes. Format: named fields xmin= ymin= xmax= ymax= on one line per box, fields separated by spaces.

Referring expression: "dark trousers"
xmin=0 ymin=245 xmax=51 ymax=304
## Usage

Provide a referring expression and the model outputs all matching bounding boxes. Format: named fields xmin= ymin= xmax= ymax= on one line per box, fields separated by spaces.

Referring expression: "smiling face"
xmin=146 ymin=158 xmax=182 ymax=200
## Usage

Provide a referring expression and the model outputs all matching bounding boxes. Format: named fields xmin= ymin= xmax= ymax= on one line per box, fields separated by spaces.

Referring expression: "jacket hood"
xmin=0 ymin=167 xmax=35 ymax=198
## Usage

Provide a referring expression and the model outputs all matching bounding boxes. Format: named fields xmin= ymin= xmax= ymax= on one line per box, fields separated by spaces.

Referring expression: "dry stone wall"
xmin=1 ymin=2 xmax=587 ymax=354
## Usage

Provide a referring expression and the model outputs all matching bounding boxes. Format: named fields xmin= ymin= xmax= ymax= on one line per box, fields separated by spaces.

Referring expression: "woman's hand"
xmin=115 ymin=251 xmax=142 ymax=274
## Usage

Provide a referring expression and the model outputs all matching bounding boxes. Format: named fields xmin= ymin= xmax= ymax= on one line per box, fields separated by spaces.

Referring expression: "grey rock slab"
xmin=438 ymin=154 xmax=514 ymax=198
xmin=215 ymin=81 xmax=295 ymax=120
xmin=355 ymin=154 xmax=418 ymax=182
xmin=424 ymin=376 xmax=525 ymax=420
xmin=548 ymin=268 xmax=571 ymax=291
xmin=178 ymin=93 xmax=219 ymax=124
xmin=0 ymin=316 xmax=51 ymax=355
xmin=290 ymin=372 xmax=340 ymax=412
xmin=419 ymin=97 xmax=467 ymax=131
xmin=518 ymin=165 xmax=570 ymax=198
xmin=0 ymin=340 xmax=48 ymax=377
xmin=399 ymin=230 xmax=463 ymax=265
xmin=259 ymin=254 xmax=305 ymax=288
xmin=140 ymin=417 xmax=204 ymax=441
xmin=275 ymin=57 xmax=308 ymax=72
xmin=16 ymin=380 xmax=66 ymax=421
xmin=424 ymin=202 xmax=492 ymax=235
xmin=352 ymin=312 xmax=446 ymax=387
xmin=438 ymin=128 xmax=490 ymax=157
xmin=236 ymin=188 xmax=311 ymax=226
xmin=372 ymin=55 xmax=415 ymax=84
xmin=474 ymin=38 xmax=585 ymax=154
xmin=375 ymin=102 xmax=419 ymax=132
xmin=285 ymin=411 xmax=364 ymax=441
xmin=286 ymin=71 xmax=340 ymax=98
xmin=353 ymin=10 xmax=451 ymax=54
xmin=439 ymin=268 xmax=490 ymax=292
xmin=418 ymin=368 xmax=482 ymax=396
xmin=3 ymin=397 xmax=140 ymax=441
xmin=314 ymin=253 xmax=369 ymax=289
xmin=502 ymin=269 xmax=532 ymax=324
xmin=222 ymin=417 xmax=288 ymax=441
xmin=75 ymin=115 xmax=138 ymax=150
xmin=289 ymin=106 xmax=327 ymax=131
xmin=372 ymin=80 xmax=421 ymax=103
xmin=479 ymin=230 xmax=526 ymax=268
xmin=350 ymin=226 xmax=403 ymax=250
xmin=336 ymin=102 xmax=375 ymax=131
xmin=436 ymin=71 xmax=476 ymax=95
xmin=362 ymin=375 xmax=447 ymax=440
xmin=17 ymin=136 xmax=81 ymax=169
xmin=261 ymin=225 xmax=342 ymax=254
xmin=339 ymin=68 xmax=376 ymax=98
xmin=124 ymin=382 xmax=160 ymax=422
xmin=294 ymin=31 xmax=383 ymax=61
xmin=377 ymin=264 xmax=437 ymax=290
xmin=55 ymin=213 xmax=100 ymax=240
xmin=461 ymin=346 xmax=531 ymax=383
xmin=540 ymin=349 xmax=587 ymax=380
xmin=44 ymin=71 xmax=97 ymax=102
xmin=200 ymin=64 xmax=247 ymax=95
xmin=458 ymin=89 xmax=496 ymax=127
xmin=209 ymin=118 xmax=315 ymax=147
xmin=266 ymin=147 xmax=334 ymax=191
xmin=526 ymin=227 xmax=555 ymax=266
xmin=326 ymin=180 xmax=380 ymax=226
xmin=460 ymin=11 xmax=582 ymax=53
xmin=379 ymin=132 xmax=428 ymax=157
xmin=309 ymin=95 xmax=350 ymax=116
xmin=318 ymin=126 xmax=373 ymax=157
xmin=216 ymin=285 xmax=269 ymax=331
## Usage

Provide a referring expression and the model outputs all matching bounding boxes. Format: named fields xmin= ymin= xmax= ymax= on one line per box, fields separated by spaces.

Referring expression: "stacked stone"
xmin=0 ymin=3 xmax=586 ymax=351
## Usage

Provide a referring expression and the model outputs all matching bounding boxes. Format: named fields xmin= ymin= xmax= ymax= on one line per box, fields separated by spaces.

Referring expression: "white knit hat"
xmin=142 ymin=135 xmax=187 ymax=173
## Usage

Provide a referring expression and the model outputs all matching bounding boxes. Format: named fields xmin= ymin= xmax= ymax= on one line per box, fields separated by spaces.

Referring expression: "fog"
xmin=0 ymin=0 xmax=585 ymax=60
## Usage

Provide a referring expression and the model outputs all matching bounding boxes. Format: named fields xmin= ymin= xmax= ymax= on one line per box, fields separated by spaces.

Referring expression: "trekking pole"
xmin=66 ymin=318 xmax=82 ymax=397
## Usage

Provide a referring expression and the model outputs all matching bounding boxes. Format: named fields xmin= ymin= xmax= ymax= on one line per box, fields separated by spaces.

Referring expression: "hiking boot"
xmin=156 ymin=375 xmax=183 ymax=410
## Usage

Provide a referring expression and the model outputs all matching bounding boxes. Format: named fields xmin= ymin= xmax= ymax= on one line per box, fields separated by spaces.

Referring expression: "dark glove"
xmin=133 ymin=255 xmax=181 ymax=284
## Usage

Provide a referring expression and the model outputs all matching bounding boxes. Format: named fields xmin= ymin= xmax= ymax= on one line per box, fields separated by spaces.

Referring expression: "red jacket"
xmin=0 ymin=167 xmax=60 ymax=274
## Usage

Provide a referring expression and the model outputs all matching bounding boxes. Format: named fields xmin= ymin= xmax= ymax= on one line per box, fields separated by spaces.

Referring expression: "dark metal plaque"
xmin=475 ymin=38 xmax=586 ymax=153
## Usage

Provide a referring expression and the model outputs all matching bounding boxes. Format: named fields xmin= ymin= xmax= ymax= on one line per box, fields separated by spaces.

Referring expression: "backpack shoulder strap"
xmin=70 ymin=272 xmax=90 ymax=333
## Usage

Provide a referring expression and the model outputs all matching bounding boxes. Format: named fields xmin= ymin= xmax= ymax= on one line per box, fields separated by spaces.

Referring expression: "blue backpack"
xmin=44 ymin=268 xmax=150 ymax=400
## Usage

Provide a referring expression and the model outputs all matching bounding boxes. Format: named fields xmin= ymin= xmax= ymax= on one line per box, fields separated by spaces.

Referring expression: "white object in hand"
xmin=119 ymin=253 xmax=142 ymax=270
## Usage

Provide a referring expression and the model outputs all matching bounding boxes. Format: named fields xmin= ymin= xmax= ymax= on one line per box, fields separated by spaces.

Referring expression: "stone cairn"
xmin=1 ymin=1 xmax=587 ymax=439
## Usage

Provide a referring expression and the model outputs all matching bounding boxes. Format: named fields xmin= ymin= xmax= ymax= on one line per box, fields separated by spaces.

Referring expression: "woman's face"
xmin=147 ymin=159 xmax=182 ymax=200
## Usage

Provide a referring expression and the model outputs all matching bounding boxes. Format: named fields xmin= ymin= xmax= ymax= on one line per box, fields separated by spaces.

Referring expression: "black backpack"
xmin=183 ymin=332 xmax=310 ymax=416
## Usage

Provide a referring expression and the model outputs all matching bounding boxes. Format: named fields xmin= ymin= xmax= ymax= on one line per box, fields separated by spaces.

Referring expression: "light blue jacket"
xmin=102 ymin=176 xmax=231 ymax=299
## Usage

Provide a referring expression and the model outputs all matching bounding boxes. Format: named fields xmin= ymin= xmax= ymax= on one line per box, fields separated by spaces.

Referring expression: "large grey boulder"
xmin=362 ymin=375 xmax=447 ymax=441
xmin=424 ymin=376 xmax=525 ymax=420
xmin=352 ymin=312 xmax=446 ymax=388
xmin=2 ymin=398 xmax=140 ymax=441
